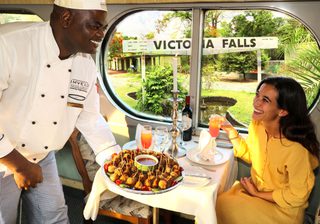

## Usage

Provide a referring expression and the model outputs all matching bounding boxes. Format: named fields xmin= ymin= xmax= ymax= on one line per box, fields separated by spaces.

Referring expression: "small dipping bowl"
xmin=134 ymin=154 xmax=158 ymax=172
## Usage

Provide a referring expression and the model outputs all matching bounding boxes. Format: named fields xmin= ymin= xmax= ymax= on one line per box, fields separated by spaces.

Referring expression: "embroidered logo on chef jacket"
xmin=67 ymin=79 xmax=90 ymax=109
xmin=69 ymin=79 xmax=89 ymax=101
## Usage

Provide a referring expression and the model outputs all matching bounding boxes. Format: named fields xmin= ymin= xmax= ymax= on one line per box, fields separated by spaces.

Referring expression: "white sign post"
xmin=257 ymin=49 xmax=262 ymax=83
xmin=141 ymin=54 xmax=146 ymax=103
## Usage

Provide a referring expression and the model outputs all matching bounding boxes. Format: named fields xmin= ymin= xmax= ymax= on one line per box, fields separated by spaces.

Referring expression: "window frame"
xmin=98 ymin=2 xmax=320 ymax=133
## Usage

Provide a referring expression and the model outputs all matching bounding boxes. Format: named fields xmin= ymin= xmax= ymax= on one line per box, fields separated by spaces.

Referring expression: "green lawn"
xmin=202 ymin=89 xmax=255 ymax=125
xmin=109 ymin=73 xmax=141 ymax=107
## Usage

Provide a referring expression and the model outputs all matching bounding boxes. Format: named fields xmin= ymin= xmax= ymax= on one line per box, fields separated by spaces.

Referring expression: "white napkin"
xmin=135 ymin=123 xmax=143 ymax=149
xmin=83 ymin=168 xmax=118 ymax=221
xmin=198 ymin=130 xmax=216 ymax=161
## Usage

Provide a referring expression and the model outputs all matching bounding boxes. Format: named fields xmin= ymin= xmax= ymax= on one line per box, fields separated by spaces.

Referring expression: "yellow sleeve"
xmin=233 ymin=122 xmax=258 ymax=164
xmin=272 ymin=147 xmax=315 ymax=208
xmin=233 ymin=137 xmax=251 ymax=164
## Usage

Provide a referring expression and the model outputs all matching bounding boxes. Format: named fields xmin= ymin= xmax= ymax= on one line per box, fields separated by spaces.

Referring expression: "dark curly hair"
xmin=257 ymin=77 xmax=319 ymax=160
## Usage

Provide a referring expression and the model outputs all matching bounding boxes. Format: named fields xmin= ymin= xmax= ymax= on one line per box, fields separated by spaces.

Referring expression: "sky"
xmin=116 ymin=10 xmax=289 ymax=40
xmin=116 ymin=11 xmax=186 ymax=39
xmin=117 ymin=11 xmax=164 ymax=38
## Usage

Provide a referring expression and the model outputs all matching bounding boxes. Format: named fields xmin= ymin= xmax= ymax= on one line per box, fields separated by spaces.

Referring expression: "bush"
xmin=135 ymin=66 xmax=187 ymax=116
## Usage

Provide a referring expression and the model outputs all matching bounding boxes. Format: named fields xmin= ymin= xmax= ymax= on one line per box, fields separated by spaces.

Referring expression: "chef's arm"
xmin=0 ymin=149 xmax=43 ymax=189
xmin=75 ymin=78 xmax=121 ymax=165
xmin=76 ymin=113 xmax=121 ymax=165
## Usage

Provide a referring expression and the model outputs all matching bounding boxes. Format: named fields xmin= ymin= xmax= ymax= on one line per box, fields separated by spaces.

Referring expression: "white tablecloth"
xmin=103 ymin=140 xmax=237 ymax=224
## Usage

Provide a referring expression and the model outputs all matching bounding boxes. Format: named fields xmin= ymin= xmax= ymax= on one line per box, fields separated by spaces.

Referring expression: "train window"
xmin=0 ymin=13 xmax=42 ymax=24
xmin=102 ymin=8 xmax=319 ymax=129
xmin=199 ymin=9 xmax=319 ymax=128
xmin=103 ymin=10 xmax=191 ymax=120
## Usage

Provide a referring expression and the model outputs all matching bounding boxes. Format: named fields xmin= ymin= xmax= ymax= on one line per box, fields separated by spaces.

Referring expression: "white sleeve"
xmin=0 ymin=35 xmax=15 ymax=158
xmin=75 ymin=76 xmax=120 ymax=165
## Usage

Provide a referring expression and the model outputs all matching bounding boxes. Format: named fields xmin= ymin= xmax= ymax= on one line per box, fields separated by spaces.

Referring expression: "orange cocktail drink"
xmin=141 ymin=125 xmax=153 ymax=149
xmin=209 ymin=116 xmax=221 ymax=138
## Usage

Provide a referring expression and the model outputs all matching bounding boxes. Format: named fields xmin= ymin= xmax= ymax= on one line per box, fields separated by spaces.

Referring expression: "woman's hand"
xmin=240 ymin=177 xmax=275 ymax=202
xmin=219 ymin=119 xmax=239 ymax=140
xmin=240 ymin=177 xmax=258 ymax=196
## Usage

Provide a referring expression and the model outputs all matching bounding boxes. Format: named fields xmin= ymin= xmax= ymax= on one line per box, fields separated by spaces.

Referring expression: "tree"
xmin=108 ymin=32 xmax=123 ymax=59
xmin=276 ymin=18 xmax=315 ymax=59
xmin=144 ymin=32 xmax=155 ymax=40
xmin=156 ymin=11 xmax=192 ymax=38
xmin=284 ymin=44 xmax=320 ymax=107
xmin=273 ymin=16 xmax=319 ymax=106
xmin=217 ymin=11 xmax=281 ymax=78
xmin=227 ymin=11 xmax=283 ymax=37
xmin=204 ymin=11 xmax=223 ymax=38
xmin=217 ymin=51 xmax=269 ymax=79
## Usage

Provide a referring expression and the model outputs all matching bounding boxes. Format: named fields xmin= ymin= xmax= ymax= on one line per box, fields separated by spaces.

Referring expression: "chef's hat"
xmin=54 ymin=0 xmax=107 ymax=12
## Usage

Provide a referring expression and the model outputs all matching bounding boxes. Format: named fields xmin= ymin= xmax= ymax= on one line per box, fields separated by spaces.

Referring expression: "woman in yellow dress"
xmin=216 ymin=77 xmax=319 ymax=224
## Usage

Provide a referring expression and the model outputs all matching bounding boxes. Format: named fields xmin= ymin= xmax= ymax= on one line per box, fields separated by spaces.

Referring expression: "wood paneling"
xmin=0 ymin=0 xmax=53 ymax=4
xmin=0 ymin=0 xmax=309 ymax=5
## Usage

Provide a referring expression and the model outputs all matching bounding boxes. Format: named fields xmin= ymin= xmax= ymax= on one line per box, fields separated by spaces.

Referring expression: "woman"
xmin=216 ymin=77 xmax=319 ymax=224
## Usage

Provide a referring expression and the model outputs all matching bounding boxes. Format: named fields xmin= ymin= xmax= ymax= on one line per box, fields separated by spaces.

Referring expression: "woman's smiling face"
xmin=252 ymin=83 xmax=282 ymax=124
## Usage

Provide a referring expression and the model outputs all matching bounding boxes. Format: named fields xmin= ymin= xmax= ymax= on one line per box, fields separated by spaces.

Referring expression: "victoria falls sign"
xmin=123 ymin=37 xmax=278 ymax=54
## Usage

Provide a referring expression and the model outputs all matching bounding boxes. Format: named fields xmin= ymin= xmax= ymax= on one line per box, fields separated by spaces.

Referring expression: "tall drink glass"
xmin=208 ymin=114 xmax=225 ymax=157
xmin=209 ymin=115 xmax=221 ymax=138
xmin=141 ymin=125 xmax=153 ymax=150
xmin=154 ymin=126 xmax=169 ymax=153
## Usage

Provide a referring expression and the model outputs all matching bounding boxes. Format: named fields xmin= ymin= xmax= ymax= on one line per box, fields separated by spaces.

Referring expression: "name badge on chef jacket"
xmin=67 ymin=79 xmax=89 ymax=108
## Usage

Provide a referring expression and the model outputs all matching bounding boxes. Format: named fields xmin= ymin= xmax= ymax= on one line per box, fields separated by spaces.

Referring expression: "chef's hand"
xmin=13 ymin=161 xmax=43 ymax=190
xmin=0 ymin=149 xmax=43 ymax=190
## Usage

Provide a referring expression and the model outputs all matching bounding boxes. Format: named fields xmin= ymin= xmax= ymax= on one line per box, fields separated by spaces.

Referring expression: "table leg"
xmin=152 ymin=207 xmax=159 ymax=224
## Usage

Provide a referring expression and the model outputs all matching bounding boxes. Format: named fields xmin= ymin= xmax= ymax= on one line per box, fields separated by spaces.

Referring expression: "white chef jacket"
xmin=0 ymin=21 xmax=120 ymax=174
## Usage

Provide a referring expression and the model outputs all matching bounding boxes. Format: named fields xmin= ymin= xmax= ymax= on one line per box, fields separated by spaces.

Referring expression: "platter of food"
xmin=103 ymin=149 xmax=184 ymax=195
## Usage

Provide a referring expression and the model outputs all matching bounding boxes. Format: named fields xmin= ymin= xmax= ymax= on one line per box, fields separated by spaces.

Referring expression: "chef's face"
xmin=67 ymin=10 xmax=107 ymax=54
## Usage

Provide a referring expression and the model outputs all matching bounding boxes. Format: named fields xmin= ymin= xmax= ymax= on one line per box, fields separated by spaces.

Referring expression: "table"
xmin=104 ymin=140 xmax=237 ymax=224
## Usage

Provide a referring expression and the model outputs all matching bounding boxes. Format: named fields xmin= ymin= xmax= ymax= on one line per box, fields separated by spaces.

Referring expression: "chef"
xmin=0 ymin=0 xmax=120 ymax=223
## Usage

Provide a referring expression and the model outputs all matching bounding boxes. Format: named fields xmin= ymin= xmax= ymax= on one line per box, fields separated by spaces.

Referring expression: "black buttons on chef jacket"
xmin=47 ymin=64 xmax=51 ymax=68
xmin=53 ymin=121 xmax=57 ymax=125
xmin=32 ymin=121 xmax=36 ymax=125
xmin=41 ymin=94 xmax=45 ymax=97
xmin=61 ymin=95 xmax=65 ymax=99
xmin=33 ymin=158 xmax=37 ymax=161
xmin=68 ymin=69 xmax=72 ymax=72
xmin=44 ymin=146 xmax=48 ymax=150
xmin=21 ymin=143 xmax=25 ymax=147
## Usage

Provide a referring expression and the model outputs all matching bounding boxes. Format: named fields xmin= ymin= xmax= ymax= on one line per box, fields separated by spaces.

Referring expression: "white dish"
xmin=186 ymin=147 xmax=229 ymax=166
xmin=103 ymin=169 xmax=184 ymax=195
xmin=122 ymin=140 xmax=137 ymax=150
